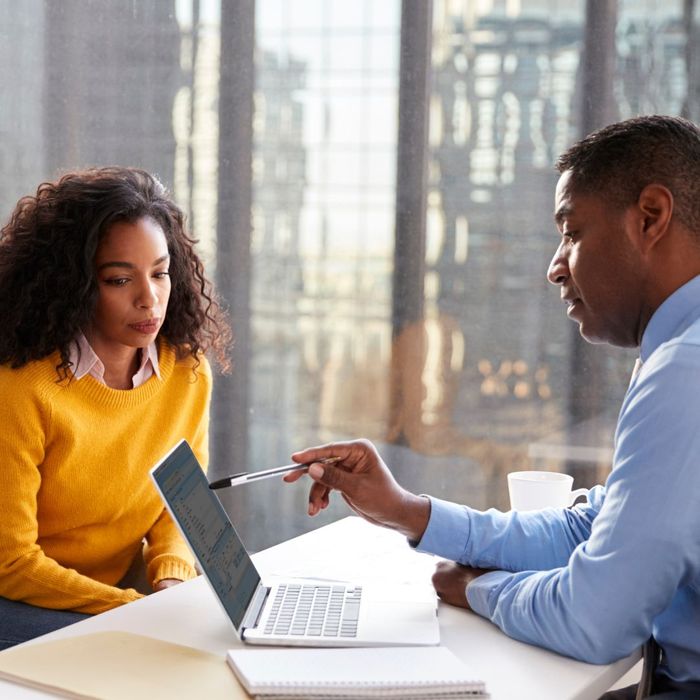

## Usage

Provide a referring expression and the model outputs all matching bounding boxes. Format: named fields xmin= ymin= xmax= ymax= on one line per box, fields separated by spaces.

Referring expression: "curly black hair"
xmin=0 ymin=167 xmax=231 ymax=378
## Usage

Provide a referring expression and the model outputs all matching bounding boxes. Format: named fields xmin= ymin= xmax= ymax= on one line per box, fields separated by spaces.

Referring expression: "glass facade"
xmin=1 ymin=0 xmax=698 ymax=550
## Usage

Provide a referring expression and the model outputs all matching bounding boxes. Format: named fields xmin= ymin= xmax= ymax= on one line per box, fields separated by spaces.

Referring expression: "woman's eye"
xmin=105 ymin=278 xmax=129 ymax=287
xmin=153 ymin=271 xmax=170 ymax=279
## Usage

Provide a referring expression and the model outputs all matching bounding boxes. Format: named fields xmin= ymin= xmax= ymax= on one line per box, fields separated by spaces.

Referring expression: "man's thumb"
xmin=308 ymin=462 xmax=348 ymax=490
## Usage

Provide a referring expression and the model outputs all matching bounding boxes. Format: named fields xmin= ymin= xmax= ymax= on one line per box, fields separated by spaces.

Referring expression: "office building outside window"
xmin=0 ymin=0 xmax=697 ymax=550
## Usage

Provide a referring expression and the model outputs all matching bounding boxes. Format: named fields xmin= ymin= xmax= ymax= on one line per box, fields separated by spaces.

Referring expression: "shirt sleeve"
xmin=144 ymin=358 xmax=212 ymax=586
xmin=0 ymin=373 xmax=142 ymax=614
xmin=455 ymin=344 xmax=700 ymax=664
xmin=416 ymin=488 xmax=603 ymax=572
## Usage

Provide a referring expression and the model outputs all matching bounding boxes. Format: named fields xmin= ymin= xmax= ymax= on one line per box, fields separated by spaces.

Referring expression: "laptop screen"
xmin=150 ymin=440 xmax=260 ymax=631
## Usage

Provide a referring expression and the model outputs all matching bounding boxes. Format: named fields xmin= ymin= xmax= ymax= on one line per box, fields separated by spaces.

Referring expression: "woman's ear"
xmin=634 ymin=184 xmax=674 ymax=253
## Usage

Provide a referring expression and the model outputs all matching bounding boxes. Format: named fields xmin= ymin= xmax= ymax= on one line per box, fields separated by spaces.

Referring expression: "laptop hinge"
xmin=241 ymin=584 xmax=270 ymax=632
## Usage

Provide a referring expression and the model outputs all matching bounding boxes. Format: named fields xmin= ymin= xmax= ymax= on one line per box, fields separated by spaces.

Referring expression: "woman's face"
xmin=87 ymin=216 xmax=171 ymax=355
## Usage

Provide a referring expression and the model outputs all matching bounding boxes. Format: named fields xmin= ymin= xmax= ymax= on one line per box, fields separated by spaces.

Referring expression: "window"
xmin=2 ymin=0 xmax=697 ymax=551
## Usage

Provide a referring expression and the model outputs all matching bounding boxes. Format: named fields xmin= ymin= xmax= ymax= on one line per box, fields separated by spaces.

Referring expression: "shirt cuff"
xmin=466 ymin=570 xmax=511 ymax=619
xmin=413 ymin=496 xmax=473 ymax=562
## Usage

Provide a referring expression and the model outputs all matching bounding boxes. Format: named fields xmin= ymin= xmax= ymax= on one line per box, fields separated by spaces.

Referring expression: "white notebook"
xmin=226 ymin=646 xmax=488 ymax=698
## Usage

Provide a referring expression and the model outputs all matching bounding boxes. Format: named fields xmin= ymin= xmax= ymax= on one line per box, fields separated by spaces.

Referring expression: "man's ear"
xmin=634 ymin=184 xmax=674 ymax=253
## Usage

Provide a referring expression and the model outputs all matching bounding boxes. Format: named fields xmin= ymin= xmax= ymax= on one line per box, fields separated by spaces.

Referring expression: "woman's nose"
xmin=136 ymin=280 xmax=158 ymax=308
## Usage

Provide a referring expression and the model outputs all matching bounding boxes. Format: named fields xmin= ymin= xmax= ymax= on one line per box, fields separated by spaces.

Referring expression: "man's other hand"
xmin=284 ymin=438 xmax=430 ymax=542
xmin=432 ymin=561 xmax=491 ymax=610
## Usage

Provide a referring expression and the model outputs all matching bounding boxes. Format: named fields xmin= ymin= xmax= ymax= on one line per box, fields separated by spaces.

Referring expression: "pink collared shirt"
xmin=69 ymin=332 xmax=161 ymax=388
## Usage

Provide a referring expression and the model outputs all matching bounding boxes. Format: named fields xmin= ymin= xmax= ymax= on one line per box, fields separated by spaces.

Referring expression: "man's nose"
xmin=547 ymin=244 xmax=569 ymax=286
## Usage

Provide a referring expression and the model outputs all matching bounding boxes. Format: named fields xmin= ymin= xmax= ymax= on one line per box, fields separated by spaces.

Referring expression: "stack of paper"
xmin=227 ymin=646 xmax=488 ymax=698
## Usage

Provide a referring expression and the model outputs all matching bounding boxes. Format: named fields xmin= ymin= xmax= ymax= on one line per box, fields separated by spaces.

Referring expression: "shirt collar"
xmin=640 ymin=274 xmax=700 ymax=363
xmin=134 ymin=340 xmax=162 ymax=381
xmin=69 ymin=332 xmax=161 ymax=384
xmin=70 ymin=333 xmax=104 ymax=381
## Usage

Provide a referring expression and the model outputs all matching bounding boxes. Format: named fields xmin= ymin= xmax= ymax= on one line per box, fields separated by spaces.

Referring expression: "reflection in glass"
xmin=0 ymin=0 xmax=696 ymax=550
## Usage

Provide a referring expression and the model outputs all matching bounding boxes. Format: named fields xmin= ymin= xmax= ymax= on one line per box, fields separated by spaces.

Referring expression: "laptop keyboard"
xmin=263 ymin=584 xmax=362 ymax=638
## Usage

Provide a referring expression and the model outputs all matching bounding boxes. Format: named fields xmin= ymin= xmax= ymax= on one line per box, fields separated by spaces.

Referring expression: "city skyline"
xmin=0 ymin=0 xmax=696 ymax=548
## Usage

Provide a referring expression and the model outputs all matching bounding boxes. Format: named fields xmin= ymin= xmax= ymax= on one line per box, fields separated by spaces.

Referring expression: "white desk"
xmin=0 ymin=516 xmax=639 ymax=699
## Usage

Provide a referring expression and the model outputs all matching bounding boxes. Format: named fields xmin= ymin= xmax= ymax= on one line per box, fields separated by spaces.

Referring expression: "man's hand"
xmin=432 ymin=561 xmax=491 ymax=610
xmin=153 ymin=578 xmax=183 ymax=592
xmin=284 ymin=439 xmax=430 ymax=542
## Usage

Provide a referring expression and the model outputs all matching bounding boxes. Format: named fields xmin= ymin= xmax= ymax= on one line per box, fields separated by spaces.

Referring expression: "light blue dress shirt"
xmin=416 ymin=274 xmax=700 ymax=682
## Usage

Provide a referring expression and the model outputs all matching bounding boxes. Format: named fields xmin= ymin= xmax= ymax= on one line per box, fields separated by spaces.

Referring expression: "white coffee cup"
xmin=507 ymin=471 xmax=589 ymax=511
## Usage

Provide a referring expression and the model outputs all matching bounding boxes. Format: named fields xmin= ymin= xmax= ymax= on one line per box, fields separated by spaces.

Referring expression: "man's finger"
xmin=292 ymin=439 xmax=367 ymax=468
xmin=308 ymin=481 xmax=330 ymax=515
xmin=292 ymin=443 xmax=345 ymax=465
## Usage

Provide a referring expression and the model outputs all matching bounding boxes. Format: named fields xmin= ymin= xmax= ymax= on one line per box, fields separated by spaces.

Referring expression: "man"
xmin=285 ymin=115 xmax=700 ymax=699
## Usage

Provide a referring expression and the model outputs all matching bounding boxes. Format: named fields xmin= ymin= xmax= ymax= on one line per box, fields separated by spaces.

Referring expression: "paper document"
xmin=0 ymin=631 xmax=249 ymax=700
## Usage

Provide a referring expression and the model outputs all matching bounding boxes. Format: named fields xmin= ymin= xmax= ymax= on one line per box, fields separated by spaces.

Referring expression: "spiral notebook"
xmin=226 ymin=646 xmax=488 ymax=698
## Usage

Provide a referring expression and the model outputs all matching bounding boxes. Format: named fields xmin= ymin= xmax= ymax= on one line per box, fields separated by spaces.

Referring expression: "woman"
xmin=0 ymin=167 xmax=230 ymax=649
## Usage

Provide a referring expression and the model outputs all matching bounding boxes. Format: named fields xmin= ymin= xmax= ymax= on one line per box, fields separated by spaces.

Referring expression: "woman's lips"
xmin=129 ymin=319 xmax=160 ymax=334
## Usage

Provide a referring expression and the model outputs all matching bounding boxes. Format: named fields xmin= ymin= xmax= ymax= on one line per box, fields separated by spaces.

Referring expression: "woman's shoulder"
xmin=159 ymin=341 xmax=213 ymax=381
xmin=0 ymin=354 xmax=64 ymax=399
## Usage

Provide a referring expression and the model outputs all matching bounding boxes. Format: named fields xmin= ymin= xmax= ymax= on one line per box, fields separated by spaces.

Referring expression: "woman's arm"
xmin=0 ymin=371 xmax=144 ymax=613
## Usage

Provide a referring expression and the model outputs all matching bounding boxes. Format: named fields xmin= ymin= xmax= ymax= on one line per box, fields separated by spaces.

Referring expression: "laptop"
xmin=149 ymin=439 xmax=440 ymax=647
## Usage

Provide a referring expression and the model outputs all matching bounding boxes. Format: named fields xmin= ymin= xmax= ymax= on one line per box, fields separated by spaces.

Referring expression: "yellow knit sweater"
xmin=0 ymin=342 xmax=211 ymax=614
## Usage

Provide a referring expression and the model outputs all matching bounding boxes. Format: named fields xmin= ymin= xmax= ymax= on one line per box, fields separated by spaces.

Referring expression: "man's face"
xmin=547 ymin=170 xmax=645 ymax=347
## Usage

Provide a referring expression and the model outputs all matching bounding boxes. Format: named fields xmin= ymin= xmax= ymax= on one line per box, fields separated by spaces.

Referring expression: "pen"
xmin=208 ymin=457 xmax=341 ymax=490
